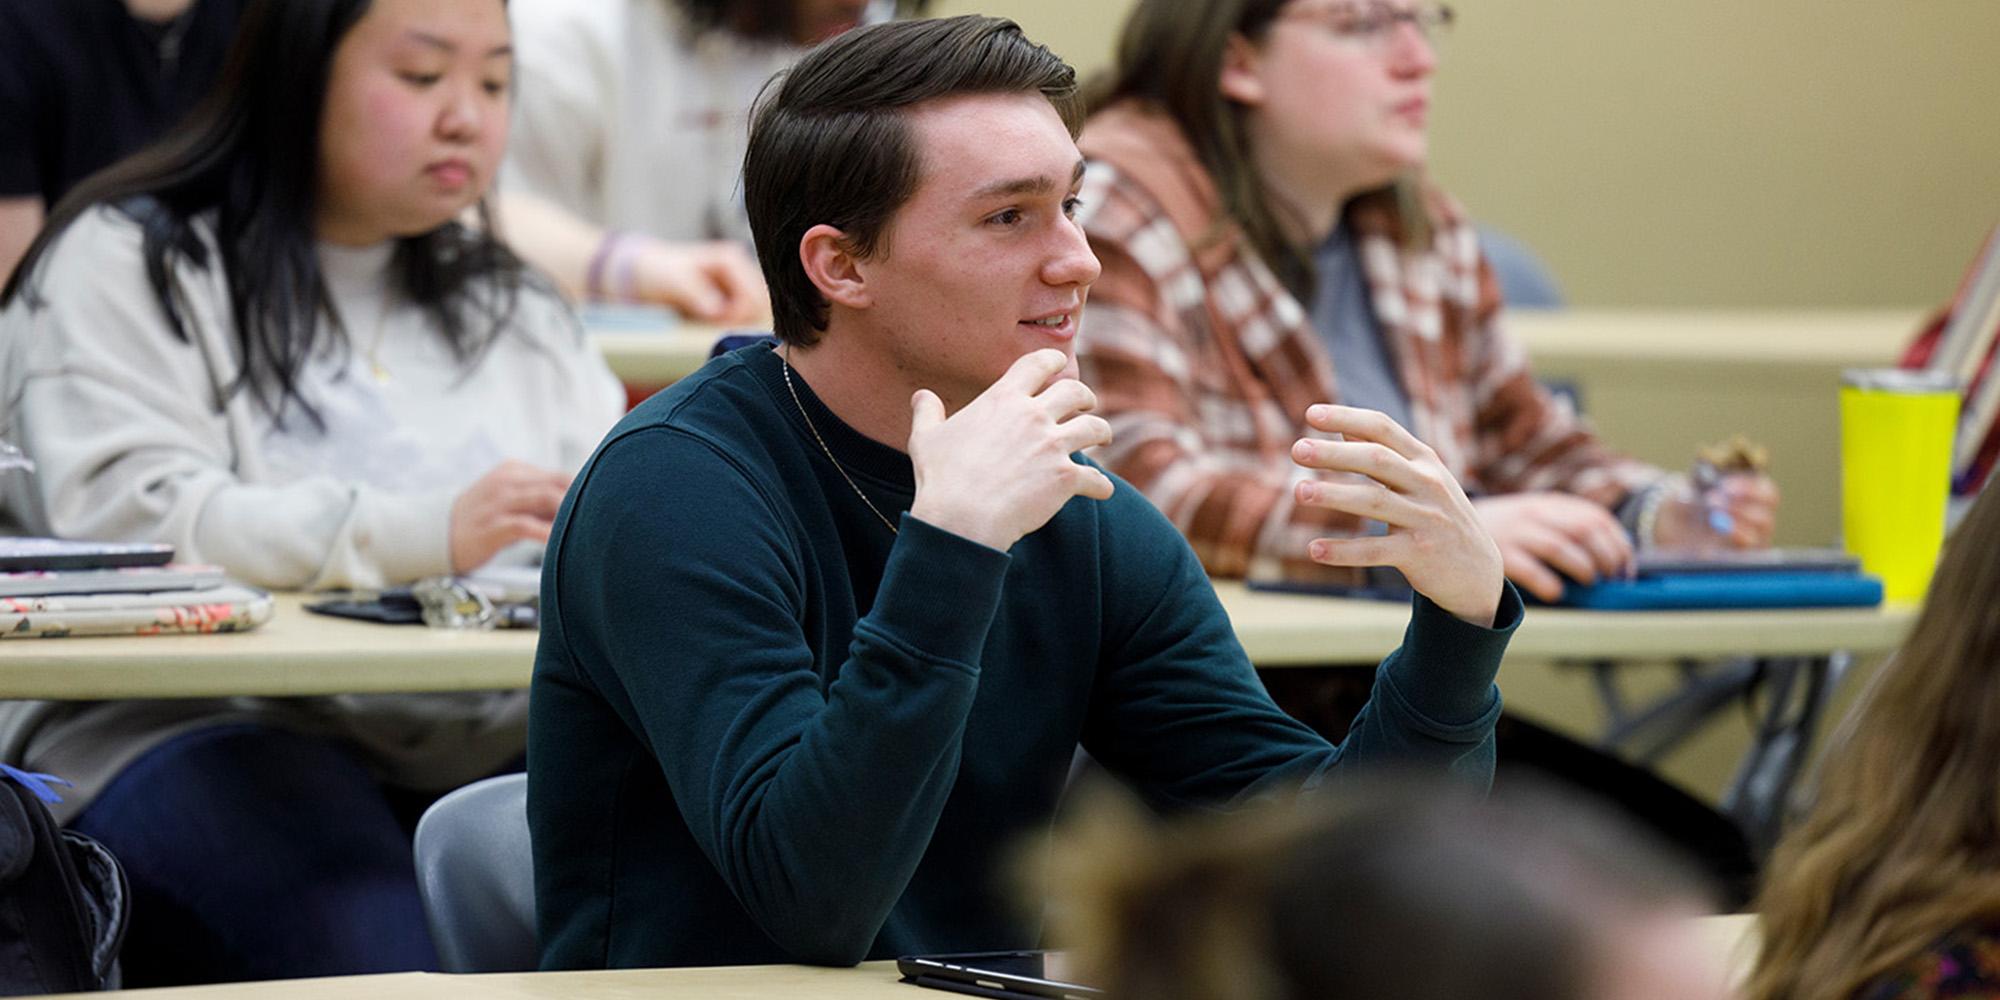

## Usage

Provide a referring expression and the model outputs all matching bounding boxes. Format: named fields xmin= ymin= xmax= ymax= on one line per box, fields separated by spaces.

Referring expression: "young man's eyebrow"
xmin=404 ymin=31 xmax=513 ymax=58
xmin=970 ymin=159 xmax=1087 ymax=200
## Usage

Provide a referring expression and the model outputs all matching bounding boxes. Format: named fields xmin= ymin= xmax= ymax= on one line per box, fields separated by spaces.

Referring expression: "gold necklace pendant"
xmin=363 ymin=302 xmax=392 ymax=382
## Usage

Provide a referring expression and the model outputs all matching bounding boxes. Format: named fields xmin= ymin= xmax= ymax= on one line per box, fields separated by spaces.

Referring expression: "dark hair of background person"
xmin=1747 ymin=485 xmax=2000 ymax=1000
xmin=1087 ymin=0 xmax=1427 ymax=302
xmin=673 ymin=0 xmax=930 ymax=42
xmin=1036 ymin=777 xmax=1714 ymax=1000
xmin=1 ymin=0 xmax=528 ymax=431
xmin=741 ymin=14 xmax=1080 ymax=348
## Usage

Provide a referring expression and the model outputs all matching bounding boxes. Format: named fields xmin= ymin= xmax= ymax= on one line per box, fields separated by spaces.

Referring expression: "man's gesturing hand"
xmin=907 ymin=349 xmax=1115 ymax=551
xmin=1290 ymin=405 xmax=1506 ymax=626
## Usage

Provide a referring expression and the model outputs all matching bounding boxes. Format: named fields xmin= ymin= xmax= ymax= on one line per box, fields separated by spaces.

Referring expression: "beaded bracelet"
xmin=1631 ymin=477 xmax=1684 ymax=552
xmin=585 ymin=230 xmax=637 ymax=302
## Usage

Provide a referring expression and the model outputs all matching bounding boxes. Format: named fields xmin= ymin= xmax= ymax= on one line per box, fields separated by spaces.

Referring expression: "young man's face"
xmin=848 ymin=92 xmax=1101 ymax=411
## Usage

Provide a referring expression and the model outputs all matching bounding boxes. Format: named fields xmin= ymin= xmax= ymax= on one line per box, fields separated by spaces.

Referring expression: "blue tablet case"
xmin=1552 ymin=571 xmax=1883 ymax=610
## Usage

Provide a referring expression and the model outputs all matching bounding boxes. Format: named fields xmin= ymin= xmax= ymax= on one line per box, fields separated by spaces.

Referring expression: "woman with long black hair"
xmin=0 ymin=0 xmax=622 ymax=984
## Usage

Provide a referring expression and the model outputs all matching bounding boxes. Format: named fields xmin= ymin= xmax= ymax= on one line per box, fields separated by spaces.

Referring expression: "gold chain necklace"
xmin=364 ymin=303 xmax=392 ymax=383
xmin=781 ymin=349 xmax=899 ymax=535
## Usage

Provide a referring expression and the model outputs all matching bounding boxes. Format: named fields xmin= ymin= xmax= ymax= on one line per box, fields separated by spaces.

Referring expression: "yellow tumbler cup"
xmin=1840 ymin=369 xmax=1961 ymax=603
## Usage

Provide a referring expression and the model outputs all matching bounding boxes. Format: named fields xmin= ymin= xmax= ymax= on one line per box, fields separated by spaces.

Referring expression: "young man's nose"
xmin=1044 ymin=221 xmax=1102 ymax=287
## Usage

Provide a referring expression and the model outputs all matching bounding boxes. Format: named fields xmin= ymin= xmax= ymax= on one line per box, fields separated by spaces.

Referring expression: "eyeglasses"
xmin=1279 ymin=1 xmax=1456 ymax=49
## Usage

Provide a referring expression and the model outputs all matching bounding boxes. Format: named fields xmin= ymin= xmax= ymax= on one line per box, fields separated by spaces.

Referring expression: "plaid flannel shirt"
xmin=1076 ymin=101 xmax=1663 ymax=584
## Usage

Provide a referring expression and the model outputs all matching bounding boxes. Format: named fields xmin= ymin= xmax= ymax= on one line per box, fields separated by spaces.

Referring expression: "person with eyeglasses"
xmin=1074 ymin=0 xmax=1781 ymax=601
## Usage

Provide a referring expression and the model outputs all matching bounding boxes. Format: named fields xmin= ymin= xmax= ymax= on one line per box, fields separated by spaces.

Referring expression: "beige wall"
xmin=933 ymin=0 xmax=2000 ymax=308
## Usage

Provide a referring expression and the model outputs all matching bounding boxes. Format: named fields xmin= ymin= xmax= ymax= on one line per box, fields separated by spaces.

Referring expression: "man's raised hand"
xmin=1290 ymin=405 xmax=1505 ymax=626
xmin=907 ymin=349 xmax=1114 ymax=551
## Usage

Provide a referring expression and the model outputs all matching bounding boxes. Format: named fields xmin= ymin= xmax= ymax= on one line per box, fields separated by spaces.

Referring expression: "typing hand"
xmin=1472 ymin=492 xmax=1634 ymax=603
xmin=1291 ymin=405 xmax=1505 ymax=627
xmin=629 ymin=238 xmax=769 ymax=325
xmin=907 ymin=349 xmax=1115 ymax=552
xmin=449 ymin=460 xmax=573 ymax=573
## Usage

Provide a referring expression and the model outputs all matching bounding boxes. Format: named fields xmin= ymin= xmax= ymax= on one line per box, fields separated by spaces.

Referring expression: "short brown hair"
xmin=743 ymin=15 xmax=1081 ymax=347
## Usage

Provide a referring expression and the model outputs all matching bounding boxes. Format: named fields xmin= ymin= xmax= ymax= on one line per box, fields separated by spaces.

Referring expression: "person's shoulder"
xmin=570 ymin=351 xmax=786 ymax=519
xmin=22 ymin=203 xmax=153 ymax=292
xmin=614 ymin=344 xmax=777 ymax=442
xmin=1078 ymin=101 xmax=1228 ymax=259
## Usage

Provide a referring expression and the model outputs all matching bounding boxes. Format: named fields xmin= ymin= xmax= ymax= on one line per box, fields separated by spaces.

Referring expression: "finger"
xmin=1573 ymin=517 xmax=1634 ymax=576
xmin=992 ymin=348 xmax=1072 ymax=395
xmin=709 ymin=253 xmax=765 ymax=305
xmin=1728 ymin=511 xmax=1775 ymax=548
xmin=522 ymin=483 xmax=568 ymax=520
xmin=485 ymin=458 xmax=529 ymax=482
xmin=1728 ymin=501 xmax=1775 ymax=533
xmin=909 ymin=388 xmax=947 ymax=438
xmin=673 ymin=279 xmax=728 ymax=322
xmin=1036 ymin=378 xmax=1098 ymax=418
xmin=1054 ymin=413 xmax=1113 ymax=453
xmin=1521 ymin=529 xmax=1599 ymax=584
xmin=1599 ymin=521 xmax=1638 ymax=578
xmin=1295 ymin=478 xmax=1423 ymax=527
xmin=1306 ymin=534 xmax=1393 ymax=568
xmin=1069 ymin=464 xmax=1116 ymax=501
xmin=1718 ymin=473 xmax=1780 ymax=506
xmin=1723 ymin=495 xmax=1776 ymax=548
xmin=495 ymin=514 xmax=553 ymax=549
xmin=504 ymin=474 xmax=569 ymax=508
xmin=1304 ymin=403 xmax=1431 ymax=462
xmin=1291 ymin=438 xmax=1425 ymax=495
xmin=1501 ymin=547 xmax=1568 ymax=602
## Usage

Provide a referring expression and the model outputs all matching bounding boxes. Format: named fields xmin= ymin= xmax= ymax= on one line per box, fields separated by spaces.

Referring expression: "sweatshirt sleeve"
xmin=1458 ymin=250 xmax=1665 ymax=506
xmin=1081 ymin=480 xmax=1519 ymax=805
xmin=1 ymin=208 xmax=454 ymax=588
xmin=550 ymin=425 xmax=1012 ymax=965
xmin=501 ymin=0 xmax=612 ymax=222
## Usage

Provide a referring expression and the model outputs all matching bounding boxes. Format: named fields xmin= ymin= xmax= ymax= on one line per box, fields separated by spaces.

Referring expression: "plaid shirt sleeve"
xmin=1079 ymin=163 xmax=1365 ymax=585
xmin=1454 ymin=244 xmax=1665 ymax=506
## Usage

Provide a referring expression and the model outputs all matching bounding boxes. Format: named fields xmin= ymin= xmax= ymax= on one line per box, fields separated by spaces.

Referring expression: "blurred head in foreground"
xmin=1040 ymin=777 xmax=1729 ymax=1000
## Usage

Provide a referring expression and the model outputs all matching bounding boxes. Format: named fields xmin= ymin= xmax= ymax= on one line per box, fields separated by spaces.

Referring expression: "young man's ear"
xmin=1218 ymin=32 xmax=1267 ymax=107
xmin=799 ymin=224 xmax=872 ymax=311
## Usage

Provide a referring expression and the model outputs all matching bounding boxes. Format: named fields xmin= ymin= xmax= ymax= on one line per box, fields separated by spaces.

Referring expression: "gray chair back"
xmin=412 ymin=773 xmax=536 ymax=972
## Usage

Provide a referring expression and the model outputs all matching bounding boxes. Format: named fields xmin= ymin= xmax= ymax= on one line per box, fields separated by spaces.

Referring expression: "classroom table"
xmin=2 ymin=586 xmax=1911 ymax=851
xmin=54 ymin=914 xmax=1760 ymax=999
xmin=0 ymin=586 xmax=1914 ymax=700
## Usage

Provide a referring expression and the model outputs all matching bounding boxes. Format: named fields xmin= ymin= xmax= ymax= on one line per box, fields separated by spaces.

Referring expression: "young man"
xmin=529 ymin=15 xmax=1521 ymax=971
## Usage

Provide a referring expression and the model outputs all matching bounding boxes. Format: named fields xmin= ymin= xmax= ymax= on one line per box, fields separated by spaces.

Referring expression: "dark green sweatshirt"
xmin=529 ymin=342 xmax=1520 ymax=970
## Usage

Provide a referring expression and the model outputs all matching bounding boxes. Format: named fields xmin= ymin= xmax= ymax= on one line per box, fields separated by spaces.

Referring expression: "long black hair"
xmin=1 ymin=0 xmax=527 ymax=429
